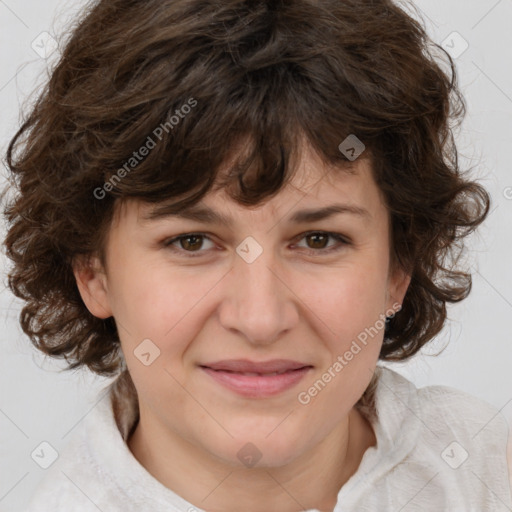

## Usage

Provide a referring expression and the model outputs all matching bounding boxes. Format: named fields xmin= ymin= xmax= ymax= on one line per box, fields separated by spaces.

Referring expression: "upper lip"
xmin=200 ymin=359 xmax=311 ymax=374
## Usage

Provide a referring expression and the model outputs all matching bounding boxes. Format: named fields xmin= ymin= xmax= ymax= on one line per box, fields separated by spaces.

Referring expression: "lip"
xmin=199 ymin=359 xmax=313 ymax=398
xmin=202 ymin=359 xmax=309 ymax=373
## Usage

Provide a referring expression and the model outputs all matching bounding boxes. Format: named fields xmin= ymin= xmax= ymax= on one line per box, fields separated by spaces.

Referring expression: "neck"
xmin=128 ymin=406 xmax=375 ymax=512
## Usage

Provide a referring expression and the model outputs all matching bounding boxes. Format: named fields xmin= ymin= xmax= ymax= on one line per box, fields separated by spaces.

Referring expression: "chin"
xmin=210 ymin=430 xmax=307 ymax=469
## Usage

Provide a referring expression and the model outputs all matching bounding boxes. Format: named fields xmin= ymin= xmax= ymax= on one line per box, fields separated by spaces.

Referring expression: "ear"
xmin=72 ymin=255 xmax=113 ymax=319
xmin=386 ymin=265 xmax=411 ymax=313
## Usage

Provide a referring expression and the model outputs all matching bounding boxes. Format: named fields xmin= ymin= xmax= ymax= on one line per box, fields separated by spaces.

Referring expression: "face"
xmin=74 ymin=145 xmax=410 ymax=468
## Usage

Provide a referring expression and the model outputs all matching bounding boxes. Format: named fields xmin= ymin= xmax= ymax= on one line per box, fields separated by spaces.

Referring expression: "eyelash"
xmin=162 ymin=231 xmax=351 ymax=258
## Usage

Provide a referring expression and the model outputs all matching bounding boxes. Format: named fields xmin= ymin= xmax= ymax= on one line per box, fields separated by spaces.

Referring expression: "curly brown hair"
xmin=2 ymin=0 xmax=489 ymax=379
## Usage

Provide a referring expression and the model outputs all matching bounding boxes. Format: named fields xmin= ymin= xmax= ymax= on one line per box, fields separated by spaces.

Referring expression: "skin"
xmin=74 ymin=142 xmax=411 ymax=512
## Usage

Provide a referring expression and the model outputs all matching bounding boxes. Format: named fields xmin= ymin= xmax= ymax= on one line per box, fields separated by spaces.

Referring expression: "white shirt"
xmin=25 ymin=366 xmax=512 ymax=511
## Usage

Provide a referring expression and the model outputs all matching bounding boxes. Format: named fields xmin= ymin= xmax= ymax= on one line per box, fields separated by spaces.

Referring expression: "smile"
xmin=199 ymin=360 xmax=313 ymax=398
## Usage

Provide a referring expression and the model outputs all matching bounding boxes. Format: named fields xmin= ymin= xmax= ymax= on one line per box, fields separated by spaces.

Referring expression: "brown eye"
xmin=163 ymin=231 xmax=349 ymax=258
xmin=164 ymin=233 xmax=215 ymax=255
xmin=178 ymin=234 xmax=204 ymax=251
xmin=305 ymin=233 xmax=330 ymax=249
xmin=294 ymin=231 xmax=350 ymax=255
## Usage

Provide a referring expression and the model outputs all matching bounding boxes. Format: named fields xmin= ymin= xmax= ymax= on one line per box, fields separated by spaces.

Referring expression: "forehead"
xmin=216 ymin=136 xmax=364 ymax=191
xmin=113 ymin=142 xmax=385 ymax=230
xmin=134 ymin=157 xmax=383 ymax=226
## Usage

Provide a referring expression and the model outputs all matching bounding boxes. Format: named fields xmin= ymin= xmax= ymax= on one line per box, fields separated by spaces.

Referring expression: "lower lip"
xmin=201 ymin=367 xmax=311 ymax=398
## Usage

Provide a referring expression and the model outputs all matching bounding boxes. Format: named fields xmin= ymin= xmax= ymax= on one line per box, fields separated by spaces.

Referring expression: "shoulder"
xmin=24 ymin=386 xmax=192 ymax=512
xmin=25 ymin=394 xmax=125 ymax=512
xmin=508 ymin=430 xmax=512 ymax=495
xmin=377 ymin=366 xmax=509 ymax=441
xmin=25 ymin=434 xmax=110 ymax=511
xmin=416 ymin=377 xmax=509 ymax=437
xmin=411 ymin=375 xmax=510 ymax=473
xmin=369 ymin=367 xmax=512 ymax=509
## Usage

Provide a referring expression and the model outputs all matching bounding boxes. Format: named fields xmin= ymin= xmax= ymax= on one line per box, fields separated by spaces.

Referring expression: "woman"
xmin=3 ymin=0 xmax=511 ymax=510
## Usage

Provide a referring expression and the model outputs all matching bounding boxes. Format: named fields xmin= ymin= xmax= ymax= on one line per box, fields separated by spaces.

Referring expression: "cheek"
xmin=295 ymin=268 xmax=386 ymax=410
xmin=116 ymin=269 xmax=194 ymax=407
xmin=111 ymin=263 xmax=217 ymax=375
xmin=295 ymin=264 xmax=389 ymax=401
xmin=301 ymin=261 xmax=388 ymax=338
xmin=106 ymin=258 xmax=178 ymax=333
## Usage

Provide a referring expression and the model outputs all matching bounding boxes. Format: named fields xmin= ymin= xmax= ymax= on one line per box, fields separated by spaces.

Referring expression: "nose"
xmin=217 ymin=246 xmax=299 ymax=346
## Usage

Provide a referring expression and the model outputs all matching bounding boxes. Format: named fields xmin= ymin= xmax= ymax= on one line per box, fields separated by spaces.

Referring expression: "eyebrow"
xmin=142 ymin=202 xmax=371 ymax=227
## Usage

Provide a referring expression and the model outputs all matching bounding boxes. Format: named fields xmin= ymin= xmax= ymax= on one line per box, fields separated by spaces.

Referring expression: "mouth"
xmin=199 ymin=359 xmax=313 ymax=398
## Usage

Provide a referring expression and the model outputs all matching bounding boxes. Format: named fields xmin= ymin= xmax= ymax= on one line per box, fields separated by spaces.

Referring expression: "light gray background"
xmin=1 ymin=0 xmax=511 ymax=510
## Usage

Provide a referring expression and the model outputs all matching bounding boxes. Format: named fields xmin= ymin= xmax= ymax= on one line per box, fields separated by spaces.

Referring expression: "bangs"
xmin=100 ymin=64 xmax=363 ymax=213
